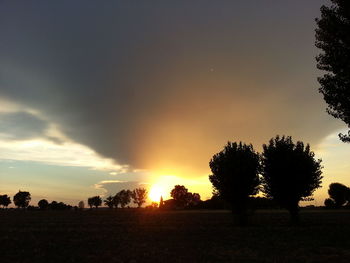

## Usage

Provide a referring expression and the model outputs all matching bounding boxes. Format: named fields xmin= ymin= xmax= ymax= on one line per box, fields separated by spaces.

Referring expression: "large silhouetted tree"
xmin=315 ymin=0 xmax=350 ymax=142
xmin=209 ymin=142 xmax=260 ymax=225
xmin=88 ymin=196 xmax=102 ymax=209
xmin=261 ymin=136 xmax=322 ymax=224
xmin=13 ymin=190 xmax=31 ymax=209
xmin=170 ymin=185 xmax=189 ymax=207
xmin=117 ymin=190 xmax=132 ymax=208
xmin=0 ymin=194 xmax=11 ymax=208
xmin=131 ymin=188 xmax=148 ymax=208
xmin=38 ymin=199 xmax=49 ymax=210
xmin=328 ymin=182 xmax=349 ymax=207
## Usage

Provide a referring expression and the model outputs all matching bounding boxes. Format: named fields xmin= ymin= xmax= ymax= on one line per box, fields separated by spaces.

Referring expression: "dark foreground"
xmin=1 ymin=209 xmax=350 ymax=262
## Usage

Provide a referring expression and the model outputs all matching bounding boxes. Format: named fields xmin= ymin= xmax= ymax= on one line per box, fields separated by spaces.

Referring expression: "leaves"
xmin=315 ymin=0 xmax=350 ymax=141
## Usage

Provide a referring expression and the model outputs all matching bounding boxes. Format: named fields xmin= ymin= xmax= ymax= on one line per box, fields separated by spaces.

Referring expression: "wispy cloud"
xmin=94 ymin=180 xmax=150 ymax=197
xmin=0 ymin=138 xmax=127 ymax=172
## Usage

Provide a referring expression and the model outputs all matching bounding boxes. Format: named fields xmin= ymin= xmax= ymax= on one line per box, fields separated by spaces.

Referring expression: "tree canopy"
xmin=38 ymin=199 xmax=49 ymax=210
xmin=104 ymin=195 xmax=115 ymax=209
xmin=170 ymin=185 xmax=189 ymax=207
xmin=328 ymin=182 xmax=350 ymax=207
xmin=315 ymin=0 xmax=350 ymax=142
xmin=117 ymin=190 xmax=132 ymax=208
xmin=131 ymin=188 xmax=148 ymax=208
xmin=209 ymin=142 xmax=260 ymax=224
xmin=88 ymin=196 xmax=102 ymax=209
xmin=261 ymin=136 xmax=322 ymax=223
xmin=0 ymin=194 xmax=11 ymax=208
xmin=13 ymin=190 xmax=31 ymax=209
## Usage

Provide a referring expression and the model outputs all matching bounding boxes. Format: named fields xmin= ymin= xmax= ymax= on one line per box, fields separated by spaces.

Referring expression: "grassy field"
xmin=1 ymin=209 xmax=350 ymax=262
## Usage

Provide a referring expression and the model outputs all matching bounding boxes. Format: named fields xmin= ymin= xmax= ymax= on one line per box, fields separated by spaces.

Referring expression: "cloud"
xmin=95 ymin=180 xmax=149 ymax=197
xmin=0 ymin=1 xmax=343 ymax=178
xmin=0 ymin=137 xmax=127 ymax=172
xmin=0 ymin=112 xmax=48 ymax=140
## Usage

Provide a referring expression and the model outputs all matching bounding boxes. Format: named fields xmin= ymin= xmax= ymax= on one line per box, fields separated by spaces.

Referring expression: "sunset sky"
xmin=0 ymin=1 xmax=349 ymax=206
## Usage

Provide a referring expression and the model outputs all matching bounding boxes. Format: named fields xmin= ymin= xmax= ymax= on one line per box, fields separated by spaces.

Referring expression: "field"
xmin=1 ymin=209 xmax=350 ymax=262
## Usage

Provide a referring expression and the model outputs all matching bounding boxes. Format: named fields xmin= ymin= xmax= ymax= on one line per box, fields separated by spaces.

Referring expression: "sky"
xmin=0 ymin=0 xmax=349 ymax=206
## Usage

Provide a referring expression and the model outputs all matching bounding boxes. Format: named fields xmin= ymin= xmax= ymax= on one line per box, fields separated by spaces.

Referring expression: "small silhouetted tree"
xmin=78 ymin=201 xmax=85 ymax=210
xmin=261 ymin=136 xmax=323 ymax=224
xmin=328 ymin=183 xmax=349 ymax=207
xmin=324 ymin=198 xmax=336 ymax=208
xmin=50 ymin=201 xmax=60 ymax=210
xmin=88 ymin=196 xmax=102 ymax=209
xmin=159 ymin=196 xmax=164 ymax=209
xmin=209 ymin=142 xmax=260 ymax=225
xmin=315 ymin=0 xmax=350 ymax=142
xmin=13 ymin=190 xmax=31 ymax=209
xmin=104 ymin=195 xmax=114 ymax=209
xmin=0 ymin=194 xmax=11 ymax=208
xmin=170 ymin=185 xmax=190 ymax=208
xmin=38 ymin=199 xmax=49 ymax=210
xmin=131 ymin=188 xmax=148 ymax=208
xmin=117 ymin=190 xmax=132 ymax=208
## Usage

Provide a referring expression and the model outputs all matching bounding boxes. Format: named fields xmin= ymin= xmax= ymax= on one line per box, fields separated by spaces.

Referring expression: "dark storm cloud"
xmin=0 ymin=1 xmax=341 ymax=173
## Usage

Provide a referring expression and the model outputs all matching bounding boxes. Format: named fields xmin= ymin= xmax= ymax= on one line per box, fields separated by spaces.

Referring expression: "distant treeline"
xmin=0 ymin=191 xmax=72 ymax=210
xmin=1 ymin=182 xmax=349 ymax=212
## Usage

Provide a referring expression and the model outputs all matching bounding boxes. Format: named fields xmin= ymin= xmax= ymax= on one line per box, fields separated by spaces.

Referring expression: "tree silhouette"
xmin=13 ymin=190 xmax=31 ymax=209
xmin=261 ymin=136 xmax=323 ymax=224
xmin=38 ymin=199 xmax=49 ymax=210
xmin=159 ymin=196 xmax=164 ymax=209
xmin=0 ymin=194 xmax=11 ymax=208
xmin=187 ymin=193 xmax=201 ymax=207
xmin=324 ymin=198 xmax=336 ymax=208
xmin=93 ymin=196 xmax=102 ymax=209
xmin=209 ymin=142 xmax=260 ymax=225
xmin=78 ymin=201 xmax=85 ymax=210
xmin=50 ymin=201 xmax=59 ymax=209
xmin=113 ymin=194 xmax=121 ymax=208
xmin=315 ymin=0 xmax=350 ymax=142
xmin=88 ymin=196 xmax=102 ymax=209
xmin=170 ymin=185 xmax=189 ymax=208
xmin=104 ymin=195 xmax=114 ymax=208
xmin=49 ymin=201 xmax=71 ymax=210
xmin=116 ymin=190 xmax=132 ymax=208
xmin=131 ymin=188 xmax=148 ymax=208
xmin=328 ymin=182 xmax=349 ymax=207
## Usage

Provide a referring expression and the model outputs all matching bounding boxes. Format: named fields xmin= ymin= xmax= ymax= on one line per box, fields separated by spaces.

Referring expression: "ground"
xmin=1 ymin=209 xmax=350 ymax=262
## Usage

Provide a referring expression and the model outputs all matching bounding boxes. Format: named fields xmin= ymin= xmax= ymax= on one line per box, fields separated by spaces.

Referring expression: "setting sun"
xmin=149 ymin=185 xmax=165 ymax=203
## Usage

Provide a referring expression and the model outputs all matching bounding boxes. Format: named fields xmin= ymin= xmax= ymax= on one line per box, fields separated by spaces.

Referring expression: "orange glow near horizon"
xmin=149 ymin=185 xmax=166 ymax=203
xmin=147 ymin=174 xmax=212 ymax=203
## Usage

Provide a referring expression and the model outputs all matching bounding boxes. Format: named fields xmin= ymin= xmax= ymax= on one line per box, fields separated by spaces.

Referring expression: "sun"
xmin=149 ymin=185 xmax=165 ymax=203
